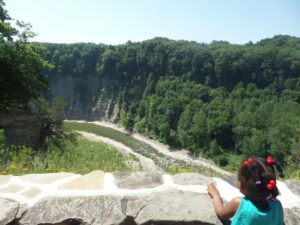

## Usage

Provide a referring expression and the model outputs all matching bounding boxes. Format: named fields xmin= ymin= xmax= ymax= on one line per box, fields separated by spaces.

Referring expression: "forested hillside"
xmin=42 ymin=35 xmax=300 ymax=170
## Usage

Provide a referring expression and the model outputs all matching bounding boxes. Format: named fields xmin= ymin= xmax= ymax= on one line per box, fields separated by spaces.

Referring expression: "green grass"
xmin=221 ymin=153 xmax=244 ymax=172
xmin=0 ymin=134 xmax=140 ymax=175
xmin=285 ymin=166 xmax=300 ymax=180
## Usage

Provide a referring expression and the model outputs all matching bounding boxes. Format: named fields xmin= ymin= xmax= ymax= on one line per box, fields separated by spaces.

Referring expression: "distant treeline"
xmin=41 ymin=35 xmax=300 ymax=168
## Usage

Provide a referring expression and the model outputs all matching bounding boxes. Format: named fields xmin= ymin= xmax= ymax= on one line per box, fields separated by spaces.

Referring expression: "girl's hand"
xmin=207 ymin=182 xmax=221 ymax=199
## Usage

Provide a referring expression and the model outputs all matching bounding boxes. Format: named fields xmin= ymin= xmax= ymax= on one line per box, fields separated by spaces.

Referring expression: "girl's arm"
xmin=207 ymin=183 xmax=240 ymax=220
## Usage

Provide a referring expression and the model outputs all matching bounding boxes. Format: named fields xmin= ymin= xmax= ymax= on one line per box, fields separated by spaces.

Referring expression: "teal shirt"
xmin=231 ymin=197 xmax=284 ymax=225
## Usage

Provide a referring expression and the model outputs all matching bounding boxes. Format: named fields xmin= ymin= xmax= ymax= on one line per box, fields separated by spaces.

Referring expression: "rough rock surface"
xmin=222 ymin=175 xmax=237 ymax=188
xmin=0 ymin=109 xmax=41 ymax=148
xmin=19 ymin=192 xmax=222 ymax=225
xmin=172 ymin=173 xmax=213 ymax=186
xmin=0 ymin=172 xmax=299 ymax=225
xmin=0 ymin=198 xmax=20 ymax=225
xmin=113 ymin=172 xmax=164 ymax=189
xmin=21 ymin=172 xmax=74 ymax=184
xmin=49 ymin=75 xmax=119 ymax=121
xmin=0 ymin=184 xmax=25 ymax=193
xmin=284 ymin=208 xmax=300 ymax=225
xmin=132 ymin=190 xmax=222 ymax=225
xmin=20 ymin=196 xmax=127 ymax=225
xmin=20 ymin=187 xmax=42 ymax=198
xmin=285 ymin=180 xmax=300 ymax=197
xmin=0 ymin=176 xmax=12 ymax=186
xmin=59 ymin=171 xmax=105 ymax=190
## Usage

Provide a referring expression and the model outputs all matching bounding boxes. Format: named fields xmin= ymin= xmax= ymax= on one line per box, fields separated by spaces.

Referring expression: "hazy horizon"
xmin=30 ymin=34 xmax=299 ymax=46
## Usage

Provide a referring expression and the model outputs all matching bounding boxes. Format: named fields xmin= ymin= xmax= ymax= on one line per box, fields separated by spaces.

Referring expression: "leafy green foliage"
xmin=0 ymin=129 xmax=4 ymax=148
xmin=0 ymin=1 xmax=69 ymax=169
xmin=0 ymin=0 xmax=17 ymax=42
xmin=0 ymin=0 xmax=51 ymax=108
xmin=32 ymin=98 xmax=67 ymax=151
xmin=41 ymin=35 xmax=300 ymax=172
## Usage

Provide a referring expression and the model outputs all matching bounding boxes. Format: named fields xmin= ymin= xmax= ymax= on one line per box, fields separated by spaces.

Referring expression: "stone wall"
xmin=0 ymin=171 xmax=299 ymax=225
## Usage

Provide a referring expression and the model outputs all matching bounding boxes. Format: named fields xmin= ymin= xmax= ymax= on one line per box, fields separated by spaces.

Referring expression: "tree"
xmin=0 ymin=0 xmax=17 ymax=42
xmin=0 ymin=1 xmax=64 ymax=152
xmin=0 ymin=0 xmax=51 ymax=108
xmin=34 ymin=98 xmax=67 ymax=151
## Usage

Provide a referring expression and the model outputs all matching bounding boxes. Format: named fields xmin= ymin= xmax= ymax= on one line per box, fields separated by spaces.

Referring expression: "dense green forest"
xmin=41 ymin=35 xmax=300 ymax=171
xmin=2 ymin=0 xmax=298 ymax=175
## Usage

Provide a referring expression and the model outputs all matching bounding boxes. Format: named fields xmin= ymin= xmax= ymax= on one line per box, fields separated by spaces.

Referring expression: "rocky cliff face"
xmin=0 ymin=74 xmax=120 ymax=148
xmin=0 ymin=171 xmax=299 ymax=225
xmin=48 ymin=74 xmax=119 ymax=122
xmin=0 ymin=109 xmax=42 ymax=148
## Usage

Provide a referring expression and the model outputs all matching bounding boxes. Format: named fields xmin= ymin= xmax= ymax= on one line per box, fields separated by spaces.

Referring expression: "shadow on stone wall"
xmin=39 ymin=219 xmax=85 ymax=225
xmin=142 ymin=221 xmax=215 ymax=225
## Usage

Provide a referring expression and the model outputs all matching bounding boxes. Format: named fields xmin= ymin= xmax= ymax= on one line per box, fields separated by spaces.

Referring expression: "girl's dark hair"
xmin=238 ymin=157 xmax=284 ymax=201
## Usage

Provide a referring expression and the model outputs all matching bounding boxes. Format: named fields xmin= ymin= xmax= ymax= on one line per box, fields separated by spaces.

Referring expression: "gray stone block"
xmin=0 ymin=198 xmax=20 ymax=225
xmin=285 ymin=180 xmax=300 ymax=197
xmin=20 ymin=196 xmax=127 ymax=225
xmin=21 ymin=172 xmax=74 ymax=184
xmin=172 ymin=173 xmax=213 ymax=186
xmin=284 ymin=208 xmax=300 ymax=225
xmin=113 ymin=172 xmax=164 ymax=189
xmin=222 ymin=175 xmax=237 ymax=188
xmin=0 ymin=175 xmax=12 ymax=187
xmin=133 ymin=190 xmax=222 ymax=225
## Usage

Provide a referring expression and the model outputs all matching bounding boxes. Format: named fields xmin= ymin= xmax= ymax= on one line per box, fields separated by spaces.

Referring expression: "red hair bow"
xmin=243 ymin=158 xmax=253 ymax=166
xmin=266 ymin=156 xmax=273 ymax=165
xmin=266 ymin=179 xmax=276 ymax=190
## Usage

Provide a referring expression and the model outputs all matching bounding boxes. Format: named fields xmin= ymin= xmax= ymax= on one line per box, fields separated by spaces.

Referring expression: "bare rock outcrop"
xmin=49 ymin=75 xmax=119 ymax=122
xmin=0 ymin=109 xmax=41 ymax=148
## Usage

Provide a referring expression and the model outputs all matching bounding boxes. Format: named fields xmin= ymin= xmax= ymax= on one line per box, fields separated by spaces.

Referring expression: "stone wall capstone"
xmin=0 ymin=171 xmax=299 ymax=225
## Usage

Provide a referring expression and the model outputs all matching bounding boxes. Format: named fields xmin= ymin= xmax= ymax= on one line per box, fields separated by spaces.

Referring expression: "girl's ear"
xmin=238 ymin=181 xmax=244 ymax=193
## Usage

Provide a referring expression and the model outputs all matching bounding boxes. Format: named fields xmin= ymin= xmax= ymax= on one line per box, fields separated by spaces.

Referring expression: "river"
xmin=64 ymin=120 xmax=231 ymax=176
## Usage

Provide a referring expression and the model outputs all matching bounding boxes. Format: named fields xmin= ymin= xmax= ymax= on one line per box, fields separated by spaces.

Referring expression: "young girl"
xmin=207 ymin=156 xmax=285 ymax=225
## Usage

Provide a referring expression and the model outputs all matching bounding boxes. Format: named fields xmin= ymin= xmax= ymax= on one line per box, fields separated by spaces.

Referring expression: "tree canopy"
xmin=42 ymin=35 xmax=300 ymax=169
xmin=0 ymin=0 xmax=63 ymax=153
xmin=0 ymin=0 xmax=50 ymax=108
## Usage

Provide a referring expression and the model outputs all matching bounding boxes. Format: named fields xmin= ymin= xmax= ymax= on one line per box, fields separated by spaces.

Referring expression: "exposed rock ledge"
xmin=0 ymin=171 xmax=299 ymax=225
